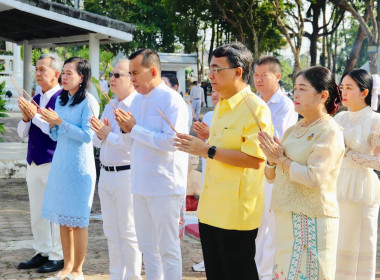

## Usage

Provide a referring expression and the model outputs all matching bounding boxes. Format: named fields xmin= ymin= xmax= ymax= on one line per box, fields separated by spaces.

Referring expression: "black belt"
xmin=193 ymin=98 xmax=200 ymax=100
xmin=100 ymin=163 xmax=130 ymax=172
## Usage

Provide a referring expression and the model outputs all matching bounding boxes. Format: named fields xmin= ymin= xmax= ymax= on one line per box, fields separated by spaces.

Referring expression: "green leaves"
xmin=0 ymin=81 xmax=8 ymax=142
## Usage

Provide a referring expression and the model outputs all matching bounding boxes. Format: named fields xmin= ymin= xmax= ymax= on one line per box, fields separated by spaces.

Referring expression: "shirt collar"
xmin=266 ymin=87 xmax=283 ymax=104
xmin=41 ymin=84 xmax=61 ymax=99
xmin=222 ymin=86 xmax=252 ymax=111
xmin=119 ymin=90 xmax=137 ymax=108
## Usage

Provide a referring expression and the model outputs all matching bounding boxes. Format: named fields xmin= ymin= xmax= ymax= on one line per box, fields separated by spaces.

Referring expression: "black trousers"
xmin=199 ymin=222 xmax=259 ymax=280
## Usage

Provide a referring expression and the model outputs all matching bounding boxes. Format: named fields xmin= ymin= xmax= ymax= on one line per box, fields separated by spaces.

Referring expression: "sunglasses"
xmin=108 ymin=72 xmax=130 ymax=78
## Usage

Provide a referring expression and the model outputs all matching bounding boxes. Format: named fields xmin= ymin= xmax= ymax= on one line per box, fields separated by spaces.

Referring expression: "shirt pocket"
xmin=220 ymin=128 xmax=242 ymax=150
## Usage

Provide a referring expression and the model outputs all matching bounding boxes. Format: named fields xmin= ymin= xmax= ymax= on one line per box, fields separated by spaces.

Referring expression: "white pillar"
xmin=13 ymin=43 xmax=21 ymax=77
xmin=177 ymin=68 xmax=186 ymax=98
xmin=5 ymin=41 xmax=12 ymax=52
xmin=89 ymin=33 xmax=100 ymax=101
xmin=23 ymin=40 xmax=33 ymax=97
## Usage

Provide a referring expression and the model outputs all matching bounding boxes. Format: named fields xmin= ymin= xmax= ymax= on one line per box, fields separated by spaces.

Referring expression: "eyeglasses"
xmin=208 ymin=67 xmax=237 ymax=74
xmin=108 ymin=72 xmax=130 ymax=78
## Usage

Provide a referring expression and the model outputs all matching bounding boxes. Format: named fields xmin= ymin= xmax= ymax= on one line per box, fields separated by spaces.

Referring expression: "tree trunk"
xmin=345 ymin=7 xmax=370 ymax=73
xmin=370 ymin=52 xmax=378 ymax=74
xmin=321 ymin=3 xmax=327 ymax=66
xmin=208 ymin=23 xmax=215 ymax=64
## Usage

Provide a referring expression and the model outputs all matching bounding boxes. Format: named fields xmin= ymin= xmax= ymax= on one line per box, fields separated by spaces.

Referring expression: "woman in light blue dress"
xmin=40 ymin=57 xmax=99 ymax=280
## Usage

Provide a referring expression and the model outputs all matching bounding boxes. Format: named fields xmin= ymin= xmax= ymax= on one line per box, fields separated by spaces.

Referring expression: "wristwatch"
xmin=207 ymin=146 xmax=216 ymax=159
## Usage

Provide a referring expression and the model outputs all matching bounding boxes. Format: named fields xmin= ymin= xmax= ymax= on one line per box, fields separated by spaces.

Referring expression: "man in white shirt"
xmin=16 ymin=53 xmax=64 ymax=273
xmin=99 ymin=74 xmax=109 ymax=93
xmin=114 ymin=48 xmax=189 ymax=280
xmin=253 ymin=55 xmax=298 ymax=280
xmin=190 ymin=80 xmax=205 ymax=120
xmin=91 ymin=60 xmax=142 ymax=280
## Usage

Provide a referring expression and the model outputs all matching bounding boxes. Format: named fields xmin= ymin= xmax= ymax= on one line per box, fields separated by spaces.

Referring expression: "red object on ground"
xmin=186 ymin=195 xmax=199 ymax=211
xmin=185 ymin=223 xmax=200 ymax=240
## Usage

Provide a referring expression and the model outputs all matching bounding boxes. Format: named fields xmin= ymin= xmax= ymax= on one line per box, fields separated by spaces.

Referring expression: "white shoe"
xmin=64 ymin=273 xmax=84 ymax=280
xmin=45 ymin=271 xmax=66 ymax=280
xmin=192 ymin=260 xmax=205 ymax=272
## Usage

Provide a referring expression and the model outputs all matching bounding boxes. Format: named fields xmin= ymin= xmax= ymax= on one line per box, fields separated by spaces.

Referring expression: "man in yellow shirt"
xmin=175 ymin=42 xmax=273 ymax=280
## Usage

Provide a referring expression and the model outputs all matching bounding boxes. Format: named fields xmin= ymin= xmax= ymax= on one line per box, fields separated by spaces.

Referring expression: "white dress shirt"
xmin=17 ymin=84 xmax=62 ymax=138
xmin=92 ymin=91 xmax=137 ymax=166
xmin=190 ymin=85 xmax=205 ymax=103
xmin=122 ymin=82 xmax=189 ymax=196
xmin=263 ymin=88 xmax=298 ymax=139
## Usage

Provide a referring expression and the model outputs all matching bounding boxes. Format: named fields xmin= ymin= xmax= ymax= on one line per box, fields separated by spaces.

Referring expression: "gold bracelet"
xmin=281 ymin=157 xmax=289 ymax=173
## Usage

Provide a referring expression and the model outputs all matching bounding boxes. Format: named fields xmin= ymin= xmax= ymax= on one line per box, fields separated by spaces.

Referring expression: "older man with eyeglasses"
xmin=91 ymin=60 xmax=142 ymax=280
xmin=175 ymin=42 xmax=273 ymax=280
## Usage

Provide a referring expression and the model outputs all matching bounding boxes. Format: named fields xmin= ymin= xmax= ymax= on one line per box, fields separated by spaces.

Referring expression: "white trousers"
xmin=98 ymin=169 xmax=142 ymax=280
xmin=192 ymin=99 xmax=202 ymax=120
xmin=336 ymin=201 xmax=379 ymax=280
xmin=255 ymin=181 xmax=276 ymax=280
xmin=133 ymin=194 xmax=183 ymax=280
xmin=26 ymin=162 xmax=62 ymax=260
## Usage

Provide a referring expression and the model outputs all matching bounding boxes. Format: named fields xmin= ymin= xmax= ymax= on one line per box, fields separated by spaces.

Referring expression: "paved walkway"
xmin=0 ymin=178 xmax=206 ymax=280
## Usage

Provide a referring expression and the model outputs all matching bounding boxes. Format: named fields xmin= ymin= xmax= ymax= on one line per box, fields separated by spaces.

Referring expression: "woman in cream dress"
xmin=259 ymin=66 xmax=345 ymax=280
xmin=334 ymin=69 xmax=380 ymax=280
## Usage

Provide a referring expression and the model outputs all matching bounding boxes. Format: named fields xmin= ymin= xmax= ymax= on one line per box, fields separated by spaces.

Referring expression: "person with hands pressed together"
xmin=258 ymin=66 xmax=345 ymax=280
xmin=16 ymin=53 xmax=64 ymax=274
xmin=175 ymin=42 xmax=273 ymax=280
xmin=115 ymin=49 xmax=189 ymax=280
xmin=39 ymin=57 xmax=99 ymax=280
xmin=91 ymin=60 xmax=142 ymax=280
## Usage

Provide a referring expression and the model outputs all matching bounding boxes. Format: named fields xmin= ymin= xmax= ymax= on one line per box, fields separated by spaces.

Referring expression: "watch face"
xmin=208 ymin=146 xmax=216 ymax=158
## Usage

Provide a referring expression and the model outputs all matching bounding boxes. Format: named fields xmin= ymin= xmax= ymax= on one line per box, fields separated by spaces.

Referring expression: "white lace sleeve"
xmin=345 ymin=119 xmax=380 ymax=171
xmin=346 ymin=150 xmax=380 ymax=171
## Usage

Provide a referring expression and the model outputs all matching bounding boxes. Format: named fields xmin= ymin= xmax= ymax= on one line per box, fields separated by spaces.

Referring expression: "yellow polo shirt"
xmin=197 ymin=86 xmax=273 ymax=230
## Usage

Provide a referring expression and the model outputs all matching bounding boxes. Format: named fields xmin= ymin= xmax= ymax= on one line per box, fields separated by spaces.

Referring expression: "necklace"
xmin=294 ymin=114 xmax=328 ymax=138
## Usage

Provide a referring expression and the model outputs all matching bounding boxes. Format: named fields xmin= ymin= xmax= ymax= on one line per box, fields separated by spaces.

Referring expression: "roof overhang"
xmin=0 ymin=0 xmax=135 ymax=48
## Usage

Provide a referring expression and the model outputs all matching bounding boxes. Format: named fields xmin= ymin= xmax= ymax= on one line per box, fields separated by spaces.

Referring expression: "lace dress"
xmin=334 ymin=106 xmax=380 ymax=279
xmin=41 ymin=94 xmax=99 ymax=228
xmin=334 ymin=106 xmax=380 ymax=205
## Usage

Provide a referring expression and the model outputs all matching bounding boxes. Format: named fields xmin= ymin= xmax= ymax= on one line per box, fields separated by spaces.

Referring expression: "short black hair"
xmin=297 ymin=66 xmax=342 ymax=115
xmin=254 ymin=55 xmax=282 ymax=74
xmin=60 ymin=57 xmax=91 ymax=107
xmin=212 ymin=42 xmax=253 ymax=83
xmin=129 ymin=48 xmax=161 ymax=72
xmin=163 ymin=74 xmax=179 ymax=88
xmin=341 ymin=69 xmax=373 ymax=107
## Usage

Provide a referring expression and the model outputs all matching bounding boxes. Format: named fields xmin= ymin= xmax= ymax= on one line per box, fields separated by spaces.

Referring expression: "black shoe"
xmin=17 ymin=253 xmax=49 ymax=269
xmin=38 ymin=260 xmax=64 ymax=273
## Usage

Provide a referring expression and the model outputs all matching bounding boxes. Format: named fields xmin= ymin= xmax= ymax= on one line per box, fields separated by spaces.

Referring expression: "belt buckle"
xmin=112 ymin=165 xmax=117 ymax=172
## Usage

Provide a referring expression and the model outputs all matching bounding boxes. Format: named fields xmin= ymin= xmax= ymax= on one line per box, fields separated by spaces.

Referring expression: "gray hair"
xmin=38 ymin=53 xmax=62 ymax=72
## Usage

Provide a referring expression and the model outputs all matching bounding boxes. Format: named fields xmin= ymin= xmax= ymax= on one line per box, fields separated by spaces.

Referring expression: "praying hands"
xmin=18 ymin=96 xmax=37 ymax=121
xmin=192 ymin=121 xmax=210 ymax=141
xmin=90 ymin=117 xmax=112 ymax=140
xmin=39 ymin=107 xmax=62 ymax=126
xmin=114 ymin=108 xmax=136 ymax=133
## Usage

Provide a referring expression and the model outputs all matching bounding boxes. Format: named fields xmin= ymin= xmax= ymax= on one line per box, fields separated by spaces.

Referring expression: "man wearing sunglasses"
xmin=91 ymin=60 xmax=142 ymax=280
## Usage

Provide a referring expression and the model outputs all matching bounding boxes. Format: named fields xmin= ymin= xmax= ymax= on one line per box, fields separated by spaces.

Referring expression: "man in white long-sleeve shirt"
xmin=91 ymin=60 xmax=142 ymax=280
xmin=190 ymin=80 xmax=205 ymax=120
xmin=16 ymin=53 xmax=64 ymax=274
xmin=254 ymin=55 xmax=298 ymax=280
xmin=115 ymin=49 xmax=189 ymax=280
